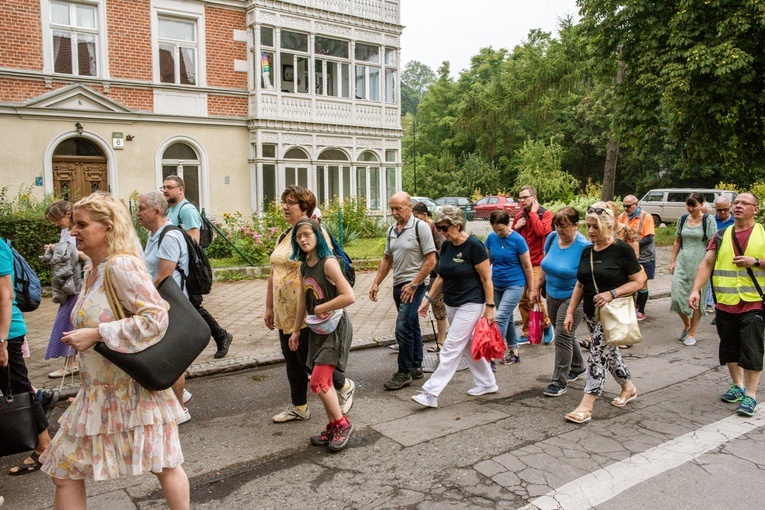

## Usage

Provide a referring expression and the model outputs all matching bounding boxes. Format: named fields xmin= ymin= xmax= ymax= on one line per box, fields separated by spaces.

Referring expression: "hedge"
xmin=0 ymin=218 xmax=61 ymax=286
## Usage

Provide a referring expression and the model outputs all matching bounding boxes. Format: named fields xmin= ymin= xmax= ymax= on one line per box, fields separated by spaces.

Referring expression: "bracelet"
xmin=424 ymin=295 xmax=432 ymax=302
xmin=485 ymin=303 xmax=496 ymax=308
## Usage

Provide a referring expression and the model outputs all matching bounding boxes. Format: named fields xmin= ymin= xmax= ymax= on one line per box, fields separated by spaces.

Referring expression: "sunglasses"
xmin=623 ymin=202 xmax=637 ymax=208
xmin=435 ymin=224 xmax=451 ymax=232
xmin=587 ymin=207 xmax=607 ymax=215
xmin=715 ymin=208 xmax=730 ymax=213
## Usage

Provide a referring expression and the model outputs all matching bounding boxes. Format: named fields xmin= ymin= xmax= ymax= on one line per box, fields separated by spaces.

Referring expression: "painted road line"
xmin=521 ymin=410 xmax=765 ymax=510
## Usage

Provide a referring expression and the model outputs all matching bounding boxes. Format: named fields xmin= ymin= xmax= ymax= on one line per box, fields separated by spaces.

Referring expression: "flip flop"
xmin=564 ymin=410 xmax=592 ymax=424
xmin=427 ymin=342 xmax=443 ymax=353
xmin=611 ymin=390 xmax=638 ymax=407
xmin=9 ymin=451 xmax=42 ymax=476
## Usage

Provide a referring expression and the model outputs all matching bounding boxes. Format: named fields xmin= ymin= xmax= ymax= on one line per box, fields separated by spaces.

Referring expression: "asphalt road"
xmin=3 ymin=296 xmax=765 ymax=509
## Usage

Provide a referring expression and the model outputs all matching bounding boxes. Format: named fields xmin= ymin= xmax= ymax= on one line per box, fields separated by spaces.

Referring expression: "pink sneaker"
xmin=636 ymin=312 xmax=646 ymax=321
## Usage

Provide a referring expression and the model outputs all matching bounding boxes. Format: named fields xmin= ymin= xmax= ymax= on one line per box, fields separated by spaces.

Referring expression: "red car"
xmin=473 ymin=196 xmax=522 ymax=219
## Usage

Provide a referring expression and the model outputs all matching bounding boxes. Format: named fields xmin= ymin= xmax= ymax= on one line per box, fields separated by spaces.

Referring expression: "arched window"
xmin=317 ymin=149 xmax=350 ymax=204
xmin=356 ymin=151 xmax=380 ymax=210
xmin=162 ymin=142 xmax=201 ymax=208
xmin=283 ymin=147 xmax=309 ymax=189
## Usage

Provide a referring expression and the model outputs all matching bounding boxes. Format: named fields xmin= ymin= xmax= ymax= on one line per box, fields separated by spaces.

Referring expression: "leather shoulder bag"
xmin=0 ymin=371 xmax=39 ymax=457
xmin=95 ymin=263 xmax=211 ymax=391
xmin=590 ymin=248 xmax=643 ymax=347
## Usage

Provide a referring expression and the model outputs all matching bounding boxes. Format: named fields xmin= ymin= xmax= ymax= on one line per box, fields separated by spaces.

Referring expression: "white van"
xmin=639 ymin=188 xmax=738 ymax=225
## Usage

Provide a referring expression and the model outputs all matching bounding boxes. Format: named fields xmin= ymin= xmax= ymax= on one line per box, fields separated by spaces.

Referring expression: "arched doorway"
xmin=52 ymin=138 xmax=108 ymax=200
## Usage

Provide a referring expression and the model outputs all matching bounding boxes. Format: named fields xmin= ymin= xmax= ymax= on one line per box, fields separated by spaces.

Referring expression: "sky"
xmin=400 ymin=0 xmax=581 ymax=76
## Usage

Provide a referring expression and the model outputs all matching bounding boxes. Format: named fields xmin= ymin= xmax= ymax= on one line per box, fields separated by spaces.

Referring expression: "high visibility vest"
xmin=712 ymin=224 xmax=765 ymax=305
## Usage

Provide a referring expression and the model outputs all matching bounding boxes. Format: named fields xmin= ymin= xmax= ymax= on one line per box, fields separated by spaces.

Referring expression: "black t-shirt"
xmin=439 ymin=235 xmax=489 ymax=307
xmin=577 ymin=239 xmax=642 ymax=317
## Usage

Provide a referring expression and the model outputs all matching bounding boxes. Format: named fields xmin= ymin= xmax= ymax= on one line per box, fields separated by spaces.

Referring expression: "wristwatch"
xmin=408 ymin=282 xmax=418 ymax=290
xmin=755 ymin=258 xmax=761 ymax=268
xmin=610 ymin=289 xmax=618 ymax=299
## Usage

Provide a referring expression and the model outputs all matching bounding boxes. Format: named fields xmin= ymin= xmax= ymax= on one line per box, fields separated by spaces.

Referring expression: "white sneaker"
xmin=272 ymin=404 xmax=311 ymax=423
xmin=683 ymin=336 xmax=697 ymax=346
xmin=411 ymin=391 xmax=438 ymax=408
xmin=338 ymin=379 xmax=356 ymax=415
xmin=182 ymin=389 xmax=192 ymax=404
xmin=467 ymin=384 xmax=499 ymax=396
xmin=178 ymin=407 xmax=191 ymax=425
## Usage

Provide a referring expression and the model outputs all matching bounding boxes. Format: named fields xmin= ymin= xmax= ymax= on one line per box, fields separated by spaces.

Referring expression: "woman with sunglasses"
xmin=668 ymin=192 xmax=717 ymax=346
xmin=414 ymin=205 xmax=497 ymax=407
xmin=563 ymin=203 xmax=645 ymax=423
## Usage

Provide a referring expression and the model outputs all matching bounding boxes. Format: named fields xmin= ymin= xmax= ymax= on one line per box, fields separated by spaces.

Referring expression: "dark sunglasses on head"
xmin=435 ymin=224 xmax=450 ymax=232
xmin=587 ymin=207 xmax=607 ymax=215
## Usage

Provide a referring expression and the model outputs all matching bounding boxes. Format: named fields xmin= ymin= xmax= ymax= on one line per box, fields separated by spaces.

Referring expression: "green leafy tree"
xmin=514 ymin=139 xmax=580 ymax=202
xmin=401 ymin=60 xmax=436 ymax=116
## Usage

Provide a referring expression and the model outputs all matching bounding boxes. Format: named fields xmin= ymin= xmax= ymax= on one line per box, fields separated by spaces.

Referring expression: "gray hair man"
xmin=137 ymin=191 xmax=192 ymax=424
xmin=370 ymin=192 xmax=437 ymax=390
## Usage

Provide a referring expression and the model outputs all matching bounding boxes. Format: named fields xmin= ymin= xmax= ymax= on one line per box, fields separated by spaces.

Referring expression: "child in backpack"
xmin=289 ymin=218 xmax=356 ymax=452
xmin=43 ymin=201 xmax=85 ymax=379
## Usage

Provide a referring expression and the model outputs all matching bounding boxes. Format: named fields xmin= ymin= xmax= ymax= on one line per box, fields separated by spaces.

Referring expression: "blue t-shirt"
xmin=0 ymin=239 xmax=27 ymax=341
xmin=167 ymin=199 xmax=202 ymax=231
xmin=541 ymin=232 xmax=591 ymax=300
xmin=715 ymin=214 xmax=734 ymax=230
xmin=485 ymin=231 xmax=529 ymax=289
xmin=439 ymin=235 xmax=489 ymax=307
xmin=143 ymin=222 xmax=189 ymax=296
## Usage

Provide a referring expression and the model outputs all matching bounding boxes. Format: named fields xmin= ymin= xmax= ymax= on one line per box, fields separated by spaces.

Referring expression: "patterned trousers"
xmin=583 ymin=315 xmax=632 ymax=396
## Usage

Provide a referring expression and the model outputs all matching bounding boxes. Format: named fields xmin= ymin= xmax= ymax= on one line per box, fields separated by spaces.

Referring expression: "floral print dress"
xmin=40 ymin=256 xmax=185 ymax=481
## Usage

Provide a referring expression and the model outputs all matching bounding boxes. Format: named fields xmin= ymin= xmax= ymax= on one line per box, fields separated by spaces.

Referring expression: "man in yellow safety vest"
xmin=689 ymin=192 xmax=765 ymax=417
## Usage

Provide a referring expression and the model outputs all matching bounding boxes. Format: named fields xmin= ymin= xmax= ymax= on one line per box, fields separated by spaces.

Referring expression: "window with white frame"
xmin=317 ymin=149 xmax=351 ymax=204
xmin=158 ymin=17 xmax=197 ymax=85
xmin=284 ymin=147 xmax=309 ymax=190
xmin=162 ymin=142 xmax=201 ymax=208
xmin=314 ymin=36 xmax=350 ymax=98
xmin=280 ymin=31 xmax=309 ymax=94
xmin=50 ymin=1 xmax=99 ymax=76
xmin=355 ymin=43 xmax=380 ymax=101
xmin=261 ymin=142 xmax=277 ymax=210
xmin=259 ymin=26 xmax=275 ymax=90
xmin=356 ymin=151 xmax=381 ymax=210
xmin=384 ymin=48 xmax=397 ymax=104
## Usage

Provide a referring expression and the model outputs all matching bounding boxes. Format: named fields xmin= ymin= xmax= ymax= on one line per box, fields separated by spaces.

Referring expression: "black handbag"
xmin=0 ymin=371 xmax=39 ymax=457
xmin=95 ymin=271 xmax=211 ymax=391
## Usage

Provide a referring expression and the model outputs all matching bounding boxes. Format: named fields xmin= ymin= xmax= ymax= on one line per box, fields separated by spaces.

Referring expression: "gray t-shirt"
xmin=384 ymin=215 xmax=436 ymax=286
xmin=143 ymin=221 xmax=189 ymax=296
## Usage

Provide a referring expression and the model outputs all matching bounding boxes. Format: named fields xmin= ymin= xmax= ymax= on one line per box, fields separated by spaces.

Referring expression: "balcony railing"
xmin=279 ymin=0 xmax=399 ymax=23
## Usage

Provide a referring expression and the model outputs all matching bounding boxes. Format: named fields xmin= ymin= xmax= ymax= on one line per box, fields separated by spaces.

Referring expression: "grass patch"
xmin=344 ymin=237 xmax=386 ymax=260
xmin=209 ymin=257 xmax=241 ymax=268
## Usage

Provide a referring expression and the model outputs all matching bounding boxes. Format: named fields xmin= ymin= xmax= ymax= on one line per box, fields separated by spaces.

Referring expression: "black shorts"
xmin=641 ymin=260 xmax=656 ymax=280
xmin=716 ymin=309 xmax=765 ymax=371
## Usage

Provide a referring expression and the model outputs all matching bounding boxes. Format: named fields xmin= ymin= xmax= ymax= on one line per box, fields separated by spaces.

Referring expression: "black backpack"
xmin=678 ymin=213 xmax=710 ymax=249
xmin=178 ymin=202 xmax=213 ymax=249
xmin=158 ymin=225 xmax=213 ymax=295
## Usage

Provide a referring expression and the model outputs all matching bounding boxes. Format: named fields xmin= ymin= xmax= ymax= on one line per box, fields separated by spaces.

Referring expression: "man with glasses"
xmin=162 ymin=175 xmax=233 ymax=359
xmin=689 ymin=192 xmax=765 ymax=417
xmin=706 ymin=196 xmax=735 ymax=315
xmin=370 ymin=192 xmax=436 ymax=390
xmin=512 ymin=185 xmax=554 ymax=344
xmin=619 ymin=195 xmax=655 ymax=321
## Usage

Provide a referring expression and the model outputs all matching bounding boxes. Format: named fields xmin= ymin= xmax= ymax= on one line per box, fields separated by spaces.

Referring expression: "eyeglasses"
xmin=623 ymin=202 xmax=637 ymax=208
xmin=587 ymin=207 xmax=607 ymax=215
xmin=518 ymin=195 xmax=532 ymax=200
xmin=159 ymin=185 xmax=179 ymax=191
xmin=733 ymin=200 xmax=757 ymax=207
xmin=715 ymin=208 xmax=730 ymax=213
xmin=435 ymin=224 xmax=451 ymax=232
xmin=282 ymin=200 xmax=299 ymax=207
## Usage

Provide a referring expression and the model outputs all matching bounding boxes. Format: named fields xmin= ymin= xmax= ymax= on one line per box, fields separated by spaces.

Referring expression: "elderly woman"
xmin=414 ymin=205 xmax=497 ymax=407
xmin=563 ymin=203 xmax=645 ymax=424
xmin=485 ymin=210 xmax=532 ymax=366
xmin=669 ymin=192 xmax=717 ymax=346
xmin=265 ymin=186 xmax=355 ymax=423
xmin=531 ymin=207 xmax=591 ymax=397
xmin=39 ymin=192 xmax=189 ymax=509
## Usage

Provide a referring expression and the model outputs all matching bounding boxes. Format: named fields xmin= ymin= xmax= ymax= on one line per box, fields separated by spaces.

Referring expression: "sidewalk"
xmin=24 ymin=246 xmax=673 ymax=394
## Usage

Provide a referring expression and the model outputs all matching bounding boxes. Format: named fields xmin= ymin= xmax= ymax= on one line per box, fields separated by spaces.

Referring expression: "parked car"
xmin=639 ymin=188 xmax=738 ymax=225
xmin=473 ymin=195 xmax=522 ymax=219
xmin=410 ymin=196 xmax=438 ymax=216
xmin=435 ymin=197 xmax=476 ymax=221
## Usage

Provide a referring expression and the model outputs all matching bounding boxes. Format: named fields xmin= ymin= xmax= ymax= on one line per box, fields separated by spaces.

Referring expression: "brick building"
xmin=0 ymin=0 xmax=402 ymax=215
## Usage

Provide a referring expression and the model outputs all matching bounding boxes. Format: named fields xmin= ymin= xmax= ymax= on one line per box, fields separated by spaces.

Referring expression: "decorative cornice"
xmin=248 ymin=1 xmax=402 ymax=35
xmin=247 ymin=117 xmax=401 ymax=137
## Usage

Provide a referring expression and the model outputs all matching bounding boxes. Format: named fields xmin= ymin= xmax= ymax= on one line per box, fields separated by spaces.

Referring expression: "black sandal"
xmin=578 ymin=337 xmax=592 ymax=350
xmin=9 ymin=450 xmax=42 ymax=476
xmin=427 ymin=342 xmax=443 ymax=353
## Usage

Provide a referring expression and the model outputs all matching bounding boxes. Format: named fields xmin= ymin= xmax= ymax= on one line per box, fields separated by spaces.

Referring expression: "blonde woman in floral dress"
xmin=39 ymin=193 xmax=189 ymax=510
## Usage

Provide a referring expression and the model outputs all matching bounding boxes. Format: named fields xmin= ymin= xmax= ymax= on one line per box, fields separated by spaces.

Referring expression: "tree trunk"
xmin=602 ymin=58 xmax=627 ymax=202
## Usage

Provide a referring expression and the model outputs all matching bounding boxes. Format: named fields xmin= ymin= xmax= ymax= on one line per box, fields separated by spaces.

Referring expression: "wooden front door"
xmin=52 ymin=156 xmax=108 ymax=200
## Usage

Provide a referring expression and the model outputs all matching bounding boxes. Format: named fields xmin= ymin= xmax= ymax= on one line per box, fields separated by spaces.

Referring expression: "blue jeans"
xmin=495 ymin=286 xmax=524 ymax=350
xmin=393 ymin=282 xmax=427 ymax=373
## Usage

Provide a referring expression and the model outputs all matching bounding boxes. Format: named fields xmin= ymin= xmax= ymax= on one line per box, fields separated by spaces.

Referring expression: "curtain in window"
xmin=53 ymin=32 xmax=72 ymax=74
xmin=77 ymin=34 xmax=97 ymax=76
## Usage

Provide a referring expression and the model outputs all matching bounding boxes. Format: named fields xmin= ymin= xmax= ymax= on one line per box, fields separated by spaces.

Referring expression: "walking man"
xmin=689 ymin=192 xmax=765 ymax=417
xmin=620 ymin=195 xmax=655 ymax=320
xmin=370 ymin=192 xmax=436 ymax=390
xmin=706 ymin=196 xmax=735 ymax=314
xmin=137 ymin=191 xmax=193 ymax=424
xmin=512 ymin=185 xmax=554 ymax=344
xmin=162 ymin=175 xmax=233 ymax=358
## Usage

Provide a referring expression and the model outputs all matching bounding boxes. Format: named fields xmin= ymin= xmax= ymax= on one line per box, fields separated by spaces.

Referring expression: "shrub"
xmin=322 ymin=196 xmax=386 ymax=243
xmin=210 ymin=211 xmax=284 ymax=265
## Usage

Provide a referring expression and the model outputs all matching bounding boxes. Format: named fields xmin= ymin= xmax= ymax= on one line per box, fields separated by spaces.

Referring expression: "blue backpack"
xmin=6 ymin=240 xmax=42 ymax=312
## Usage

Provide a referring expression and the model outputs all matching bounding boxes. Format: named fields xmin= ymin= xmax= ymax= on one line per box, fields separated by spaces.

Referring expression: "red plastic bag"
xmin=528 ymin=304 xmax=544 ymax=345
xmin=471 ymin=318 xmax=505 ymax=361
